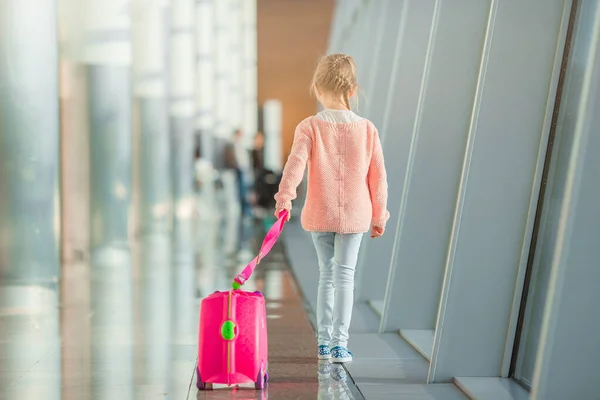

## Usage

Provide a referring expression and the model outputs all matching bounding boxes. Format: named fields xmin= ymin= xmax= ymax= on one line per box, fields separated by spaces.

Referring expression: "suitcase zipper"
xmin=227 ymin=290 xmax=232 ymax=383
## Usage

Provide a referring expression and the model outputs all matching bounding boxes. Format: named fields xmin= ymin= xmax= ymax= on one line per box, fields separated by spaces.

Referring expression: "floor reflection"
xmin=135 ymin=235 xmax=172 ymax=398
xmin=318 ymin=362 xmax=356 ymax=400
xmin=90 ymin=250 xmax=134 ymax=399
xmin=0 ymin=285 xmax=61 ymax=399
xmin=1 ymin=188 xmax=337 ymax=399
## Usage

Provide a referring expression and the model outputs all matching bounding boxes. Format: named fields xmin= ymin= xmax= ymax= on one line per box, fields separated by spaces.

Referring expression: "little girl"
xmin=274 ymin=53 xmax=389 ymax=363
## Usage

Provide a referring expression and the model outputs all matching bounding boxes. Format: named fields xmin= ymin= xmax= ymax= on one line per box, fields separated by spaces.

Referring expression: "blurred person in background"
xmin=251 ymin=131 xmax=280 ymax=228
xmin=224 ymin=128 xmax=251 ymax=218
xmin=252 ymin=130 xmax=265 ymax=175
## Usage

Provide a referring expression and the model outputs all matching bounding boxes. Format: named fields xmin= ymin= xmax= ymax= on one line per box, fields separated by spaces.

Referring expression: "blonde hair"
xmin=311 ymin=53 xmax=357 ymax=110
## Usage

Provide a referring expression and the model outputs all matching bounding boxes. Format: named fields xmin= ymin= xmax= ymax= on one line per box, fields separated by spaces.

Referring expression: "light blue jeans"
xmin=311 ymin=232 xmax=364 ymax=349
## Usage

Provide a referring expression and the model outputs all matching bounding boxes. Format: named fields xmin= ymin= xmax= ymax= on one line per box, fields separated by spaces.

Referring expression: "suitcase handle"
xmin=232 ymin=209 xmax=289 ymax=289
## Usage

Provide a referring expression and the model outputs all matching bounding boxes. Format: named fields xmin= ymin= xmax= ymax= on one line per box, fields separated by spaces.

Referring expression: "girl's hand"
xmin=371 ymin=225 xmax=384 ymax=239
xmin=274 ymin=208 xmax=291 ymax=222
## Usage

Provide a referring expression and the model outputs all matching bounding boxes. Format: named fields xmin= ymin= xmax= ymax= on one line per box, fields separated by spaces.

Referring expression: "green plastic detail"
xmin=232 ymin=281 xmax=241 ymax=290
xmin=221 ymin=320 xmax=236 ymax=341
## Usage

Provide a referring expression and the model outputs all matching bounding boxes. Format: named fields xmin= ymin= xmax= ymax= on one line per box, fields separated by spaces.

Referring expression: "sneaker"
xmin=318 ymin=345 xmax=331 ymax=360
xmin=330 ymin=346 xmax=353 ymax=363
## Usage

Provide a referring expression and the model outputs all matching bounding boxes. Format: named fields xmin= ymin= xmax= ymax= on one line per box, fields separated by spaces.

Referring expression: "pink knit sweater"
xmin=275 ymin=116 xmax=389 ymax=234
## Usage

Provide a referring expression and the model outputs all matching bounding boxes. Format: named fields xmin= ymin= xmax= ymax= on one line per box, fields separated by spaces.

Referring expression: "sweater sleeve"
xmin=274 ymin=121 xmax=312 ymax=210
xmin=368 ymin=128 xmax=390 ymax=227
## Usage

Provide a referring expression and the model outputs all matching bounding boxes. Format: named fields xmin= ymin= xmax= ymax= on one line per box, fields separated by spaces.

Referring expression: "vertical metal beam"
xmin=0 ymin=0 xmax=60 ymax=284
xmin=58 ymin=0 xmax=92 ymax=263
xmin=213 ymin=0 xmax=233 ymax=166
xmin=429 ymin=0 xmax=566 ymax=382
xmin=228 ymin=0 xmax=243 ymax=136
xmin=531 ymin=2 xmax=600 ymax=398
xmin=133 ymin=0 xmax=171 ymax=236
xmin=169 ymin=0 xmax=196 ymax=260
xmin=195 ymin=0 xmax=215 ymax=163
xmin=504 ymin=0 xmax=574 ymax=379
xmin=83 ymin=0 xmax=133 ymax=262
xmin=81 ymin=1 xmax=134 ymax=395
xmin=88 ymin=68 xmax=132 ymax=259
xmin=242 ymin=0 xmax=258 ymax=141
xmin=215 ymin=0 xmax=240 ymax=254
xmin=194 ymin=0 xmax=218 ymax=234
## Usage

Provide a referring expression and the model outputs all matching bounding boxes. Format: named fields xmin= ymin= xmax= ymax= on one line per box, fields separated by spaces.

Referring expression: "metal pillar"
xmin=169 ymin=0 xmax=196 ymax=261
xmin=215 ymin=0 xmax=240 ymax=254
xmin=242 ymin=0 xmax=258 ymax=142
xmin=57 ymin=1 xmax=93 ymax=394
xmin=194 ymin=0 xmax=218 ymax=240
xmin=195 ymin=0 xmax=215 ymax=163
xmin=0 ymin=0 xmax=60 ymax=284
xmin=83 ymin=0 xmax=133 ymax=262
xmin=81 ymin=0 xmax=134 ymax=395
xmin=133 ymin=0 xmax=171 ymax=236
xmin=58 ymin=0 xmax=92 ymax=263
xmin=213 ymin=0 xmax=233 ymax=165
xmin=229 ymin=0 xmax=243 ymax=136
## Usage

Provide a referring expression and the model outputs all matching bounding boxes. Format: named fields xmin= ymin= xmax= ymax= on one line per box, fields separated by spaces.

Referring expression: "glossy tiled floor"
xmin=0 ymin=201 xmax=361 ymax=400
xmin=283 ymin=223 xmax=469 ymax=400
xmin=0 ymin=190 xmax=471 ymax=400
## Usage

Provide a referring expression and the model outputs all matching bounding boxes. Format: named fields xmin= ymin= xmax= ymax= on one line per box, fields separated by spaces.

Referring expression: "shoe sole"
xmin=318 ymin=354 xmax=331 ymax=360
xmin=330 ymin=357 xmax=352 ymax=363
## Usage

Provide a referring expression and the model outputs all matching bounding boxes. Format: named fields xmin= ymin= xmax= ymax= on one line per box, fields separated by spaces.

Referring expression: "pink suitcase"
xmin=196 ymin=210 xmax=289 ymax=390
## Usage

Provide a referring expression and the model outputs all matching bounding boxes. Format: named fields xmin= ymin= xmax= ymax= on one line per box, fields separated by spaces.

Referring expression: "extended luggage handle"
xmin=232 ymin=210 xmax=290 ymax=289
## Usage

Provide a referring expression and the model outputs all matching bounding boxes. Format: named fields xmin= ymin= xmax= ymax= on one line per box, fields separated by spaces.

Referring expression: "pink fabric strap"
xmin=232 ymin=210 xmax=289 ymax=289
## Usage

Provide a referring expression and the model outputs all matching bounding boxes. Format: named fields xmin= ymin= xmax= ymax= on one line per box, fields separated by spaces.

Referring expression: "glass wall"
xmin=513 ymin=0 xmax=600 ymax=390
xmin=328 ymin=0 xmax=600 ymax=397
